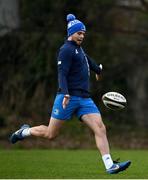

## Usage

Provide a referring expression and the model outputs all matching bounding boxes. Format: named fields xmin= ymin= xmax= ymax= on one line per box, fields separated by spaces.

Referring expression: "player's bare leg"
xmin=82 ymin=113 xmax=131 ymax=173
xmin=82 ymin=113 xmax=110 ymax=155
xmin=30 ymin=118 xmax=65 ymax=139
xmin=10 ymin=117 xmax=65 ymax=143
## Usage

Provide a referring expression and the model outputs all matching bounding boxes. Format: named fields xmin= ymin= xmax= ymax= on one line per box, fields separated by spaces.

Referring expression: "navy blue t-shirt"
xmin=57 ymin=40 xmax=101 ymax=97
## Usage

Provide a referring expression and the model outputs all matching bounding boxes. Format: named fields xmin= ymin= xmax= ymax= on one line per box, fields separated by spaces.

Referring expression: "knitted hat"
xmin=67 ymin=14 xmax=86 ymax=37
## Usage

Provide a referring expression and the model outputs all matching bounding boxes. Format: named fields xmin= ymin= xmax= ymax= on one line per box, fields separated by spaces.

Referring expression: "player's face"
xmin=71 ymin=31 xmax=85 ymax=45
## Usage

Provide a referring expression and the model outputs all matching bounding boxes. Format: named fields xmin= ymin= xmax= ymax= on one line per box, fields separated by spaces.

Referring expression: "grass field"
xmin=0 ymin=149 xmax=148 ymax=179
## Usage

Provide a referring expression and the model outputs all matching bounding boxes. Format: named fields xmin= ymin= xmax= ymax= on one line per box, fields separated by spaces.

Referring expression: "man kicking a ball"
xmin=10 ymin=14 xmax=131 ymax=174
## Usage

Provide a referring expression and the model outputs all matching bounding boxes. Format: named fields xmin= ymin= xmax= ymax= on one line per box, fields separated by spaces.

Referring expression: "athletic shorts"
xmin=51 ymin=94 xmax=100 ymax=120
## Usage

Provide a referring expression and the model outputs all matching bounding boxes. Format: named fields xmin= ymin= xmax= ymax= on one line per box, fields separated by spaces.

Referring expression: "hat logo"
xmin=68 ymin=20 xmax=80 ymax=28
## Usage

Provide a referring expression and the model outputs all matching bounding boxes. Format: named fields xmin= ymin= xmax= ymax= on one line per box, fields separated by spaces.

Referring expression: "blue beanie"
xmin=67 ymin=14 xmax=86 ymax=37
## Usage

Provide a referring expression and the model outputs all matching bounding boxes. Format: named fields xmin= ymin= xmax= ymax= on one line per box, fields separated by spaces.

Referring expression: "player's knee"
xmin=101 ymin=123 xmax=106 ymax=134
xmin=46 ymin=133 xmax=57 ymax=140
xmin=95 ymin=121 xmax=107 ymax=135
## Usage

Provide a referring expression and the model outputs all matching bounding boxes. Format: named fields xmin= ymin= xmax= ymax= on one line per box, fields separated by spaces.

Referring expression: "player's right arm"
xmin=57 ymin=47 xmax=72 ymax=108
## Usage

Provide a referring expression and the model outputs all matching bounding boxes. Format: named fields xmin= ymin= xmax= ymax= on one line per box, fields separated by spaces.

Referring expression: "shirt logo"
xmin=75 ymin=49 xmax=79 ymax=54
xmin=58 ymin=61 xmax=61 ymax=65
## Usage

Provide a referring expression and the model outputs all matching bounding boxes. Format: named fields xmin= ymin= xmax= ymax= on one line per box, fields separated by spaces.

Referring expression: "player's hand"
xmin=96 ymin=64 xmax=103 ymax=81
xmin=96 ymin=74 xmax=101 ymax=81
xmin=62 ymin=94 xmax=70 ymax=109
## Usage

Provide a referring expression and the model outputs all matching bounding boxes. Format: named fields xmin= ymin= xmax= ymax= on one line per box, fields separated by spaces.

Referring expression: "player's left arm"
xmin=86 ymin=54 xmax=103 ymax=81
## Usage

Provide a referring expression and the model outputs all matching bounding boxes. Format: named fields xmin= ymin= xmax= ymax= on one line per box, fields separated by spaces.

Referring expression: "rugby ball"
xmin=102 ymin=92 xmax=127 ymax=110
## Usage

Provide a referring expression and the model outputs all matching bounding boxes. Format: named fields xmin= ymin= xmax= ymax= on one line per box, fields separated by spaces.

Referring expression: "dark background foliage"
xmin=0 ymin=0 xmax=148 ymax=149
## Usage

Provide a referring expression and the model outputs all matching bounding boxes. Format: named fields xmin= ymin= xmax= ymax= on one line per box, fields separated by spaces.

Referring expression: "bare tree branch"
xmin=140 ymin=0 xmax=148 ymax=10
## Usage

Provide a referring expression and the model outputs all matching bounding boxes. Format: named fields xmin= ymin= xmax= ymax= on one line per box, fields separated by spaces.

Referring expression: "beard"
xmin=77 ymin=38 xmax=83 ymax=45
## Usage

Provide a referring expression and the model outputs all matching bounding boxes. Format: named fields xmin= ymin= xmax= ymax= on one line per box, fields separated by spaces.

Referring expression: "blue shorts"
xmin=51 ymin=94 xmax=100 ymax=120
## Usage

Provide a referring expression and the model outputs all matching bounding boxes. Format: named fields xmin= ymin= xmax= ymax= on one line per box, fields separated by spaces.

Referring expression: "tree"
xmin=0 ymin=0 xmax=20 ymax=36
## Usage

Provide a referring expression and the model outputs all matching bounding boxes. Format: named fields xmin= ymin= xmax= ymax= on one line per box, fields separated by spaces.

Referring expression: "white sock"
xmin=21 ymin=128 xmax=31 ymax=137
xmin=102 ymin=154 xmax=114 ymax=170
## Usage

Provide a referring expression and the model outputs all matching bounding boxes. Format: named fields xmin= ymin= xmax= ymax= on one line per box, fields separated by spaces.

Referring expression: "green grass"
xmin=0 ymin=149 xmax=148 ymax=179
